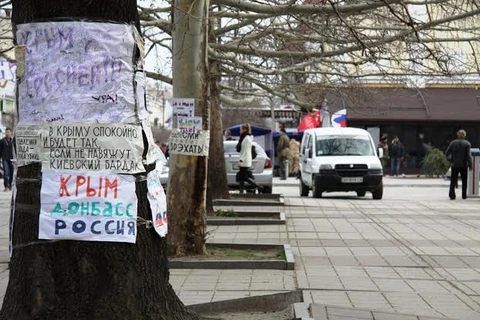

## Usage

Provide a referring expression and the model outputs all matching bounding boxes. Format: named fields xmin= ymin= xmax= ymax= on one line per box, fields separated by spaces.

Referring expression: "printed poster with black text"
xmin=39 ymin=170 xmax=138 ymax=243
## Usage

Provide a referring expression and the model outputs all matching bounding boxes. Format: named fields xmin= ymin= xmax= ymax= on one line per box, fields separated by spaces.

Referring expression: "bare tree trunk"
xmin=1 ymin=1 xmax=200 ymax=319
xmin=167 ymin=0 xmax=209 ymax=255
xmin=206 ymin=23 xmax=229 ymax=214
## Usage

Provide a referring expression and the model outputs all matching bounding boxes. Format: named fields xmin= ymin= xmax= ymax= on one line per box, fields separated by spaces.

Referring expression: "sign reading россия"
xmin=39 ymin=170 xmax=138 ymax=243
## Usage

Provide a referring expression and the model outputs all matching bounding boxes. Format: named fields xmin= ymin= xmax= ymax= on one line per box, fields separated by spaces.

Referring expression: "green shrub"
xmin=421 ymin=148 xmax=450 ymax=177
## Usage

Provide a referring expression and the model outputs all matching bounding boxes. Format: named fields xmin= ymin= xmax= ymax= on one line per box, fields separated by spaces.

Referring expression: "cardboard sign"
xmin=172 ymin=98 xmax=194 ymax=118
xmin=147 ymin=165 xmax=167 ymax=237
xmin=15 ymin=125 xmax=41 ymax=166
xmin=40 ymin=124 xmax=145 ymax=173
xmin=169 ymin=129 xmax=210 ymax=157
xmin=39 ymin=170 xmax=137 ymax=243
xmin=178 ymin=116 xmax=202 ymax=134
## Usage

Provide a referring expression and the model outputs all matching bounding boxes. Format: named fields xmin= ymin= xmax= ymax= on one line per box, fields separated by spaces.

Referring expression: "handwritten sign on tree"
xmin=16 ymin=22 xmax=136 ymax=124
xmin=39 ymin=170 xmax=138 ymax=243
xmin=40 ymin=124 xmax=145 ymax=173
xmin=169 ymin=130 xmax=210 ymax=157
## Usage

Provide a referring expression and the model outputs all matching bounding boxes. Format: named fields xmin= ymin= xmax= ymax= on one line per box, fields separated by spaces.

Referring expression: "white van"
xmin=299 ymin=127 xmax=383 ymax=199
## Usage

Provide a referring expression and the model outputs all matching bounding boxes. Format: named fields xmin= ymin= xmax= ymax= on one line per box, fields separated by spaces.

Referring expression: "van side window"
xmin=301 ymin=134 xmax=308 ymax=155
xmin=307 ymin=135 xmax=313 ymax=157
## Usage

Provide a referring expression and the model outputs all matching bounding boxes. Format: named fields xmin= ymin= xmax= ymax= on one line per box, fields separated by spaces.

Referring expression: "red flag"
xmin=298 ymin=111 xmax=321 ymax=131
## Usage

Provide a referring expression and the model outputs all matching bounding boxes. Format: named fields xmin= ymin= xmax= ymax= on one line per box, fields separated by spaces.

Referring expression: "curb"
xmin=213 ymin=198 xmax=285 ymax=206
xmin=293 ymin=303 xmax=312 ymax=320
xmin=207 ymin=211 xmax=286 ymax=225
xmin=188 ymin=290 xmax=303 ymax=315
xmin=169 ymin=243 xmax=295 ymax=270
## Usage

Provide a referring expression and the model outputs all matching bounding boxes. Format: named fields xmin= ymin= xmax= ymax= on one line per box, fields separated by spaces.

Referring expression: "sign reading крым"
xmin=39 ymin=170 xmax=138 ymax=243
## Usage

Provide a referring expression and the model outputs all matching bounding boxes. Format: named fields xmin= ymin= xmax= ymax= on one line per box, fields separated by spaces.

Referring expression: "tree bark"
xmin=167 ymin=0 xmax=209 ymax=255
xmin=1 ymin=1 xmax=200 ymax=319
xmin=206 ymin=18 xmax=229 ymax=215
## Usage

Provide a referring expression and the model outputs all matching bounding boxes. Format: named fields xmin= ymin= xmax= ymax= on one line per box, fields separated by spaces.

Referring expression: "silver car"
xmin=224 ymin=141 xmax=273 ymax=193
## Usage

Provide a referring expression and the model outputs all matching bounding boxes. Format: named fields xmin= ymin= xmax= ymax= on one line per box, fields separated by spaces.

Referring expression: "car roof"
xmin=303 ymin=127 xmax=370 ymax=136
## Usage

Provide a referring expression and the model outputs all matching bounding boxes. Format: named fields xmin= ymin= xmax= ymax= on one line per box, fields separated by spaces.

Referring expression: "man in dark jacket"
xmin=0 ymin=128 xmax=14 ymax=191
xmin=389 ymin=136 xmax=405 ymax=176
xmin=446 ymin=129 xmax=472 ymax=200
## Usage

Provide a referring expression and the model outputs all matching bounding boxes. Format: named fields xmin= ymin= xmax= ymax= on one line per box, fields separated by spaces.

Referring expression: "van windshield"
xmin=316 ymin=135 xmax=374 ymax=156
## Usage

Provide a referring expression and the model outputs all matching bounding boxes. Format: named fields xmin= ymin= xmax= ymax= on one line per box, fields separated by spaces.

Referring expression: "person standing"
xmin=289 ymin=138 xmax=300 ymax=176
xmin=236 ymin=123 xmax=261 ymax=193
xmin=224 ymin=129 xmax=235 ymax=141
xmin=0 ymin=128 xmax=14 ymax=191
xmin=389 ymin=136 xmax=405 ymax=176
xmin=445 ymin=129 xmax=472 ymax=200
xmin=377 ymin=134 xmax=389 ymax=174
xmin=277 ymin=128 xmax=291 ymax=180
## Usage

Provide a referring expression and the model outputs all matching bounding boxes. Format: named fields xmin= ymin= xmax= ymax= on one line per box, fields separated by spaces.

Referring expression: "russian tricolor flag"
xmin=331 ymin=109 xmax=347 ymax=127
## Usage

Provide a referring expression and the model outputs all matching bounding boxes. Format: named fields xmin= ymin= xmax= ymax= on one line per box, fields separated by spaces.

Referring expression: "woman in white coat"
xmin=235 ymin=123 xmax=261 ymax=193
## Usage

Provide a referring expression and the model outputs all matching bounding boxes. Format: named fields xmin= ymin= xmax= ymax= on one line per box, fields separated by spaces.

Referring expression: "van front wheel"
xmin=372 ymin=183 xmax=383 ymax=200
xmin=312 ymin=177 xmax=322 ymax=198
xmin=300 ymin=179 xmax=309 ymax=197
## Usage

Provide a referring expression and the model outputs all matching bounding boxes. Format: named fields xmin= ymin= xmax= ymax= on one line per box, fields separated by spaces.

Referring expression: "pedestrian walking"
xmin=277 ymin=128 xmax=291 ymax=180
xmin=445 ymin=129 xmax=472 ymax=200
xmin=236 ymin=123 xmax=261 ymax=193
xmin=377 ymin=134 xmax=389 ymax=174
xmin=0 ymin=128 xmax=14 ymax=191
xmin=389 ymin=136 xmax=405 ymax=176
xmin=289 ymin=138 xmax=300 ymax=176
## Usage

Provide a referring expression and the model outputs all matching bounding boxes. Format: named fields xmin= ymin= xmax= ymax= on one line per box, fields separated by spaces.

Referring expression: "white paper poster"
xmin=172 ymin=98 xmax=194 ymax=118
xmin=40 ymin=123 xmax=145 ymax=173
xmin=178 ymin=116 xmax=202 ymax=134
xmin=169 ymin=129 xmax=210 ymax=157
xmin=39 ymin=170 xmax=137 ymax=243
xmin=17 ymin=22 xmax=136 ymax=124
xmin=15 ymin=125 xmax=41 ymax=166
xmin=147 ymin=165 xmax=167 ymax=237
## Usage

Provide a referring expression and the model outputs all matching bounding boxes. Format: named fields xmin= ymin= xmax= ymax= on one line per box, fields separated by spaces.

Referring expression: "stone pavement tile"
xmin=295 ymin=239 xmax=322 ymax=246
xmin=327 ymin=306 xmax=373 ymax=319
xmin=384 ymin=256 xmax=419 ymax=267
xmin=317 ymin=232 xmax=342 ymax=240
xmin=445 ymin=247 xmax=478 ymax=256
xmin=357 ymin=255 xmax=390 ymax=267
xmin=420 ymin=294 xmax=477 ymax=319
xmin=460 ymin=257 xmax=480 ymax=268
xmin=444 ymin=268 xmax=480 ymax=281
xmin=211 ymin=291 xmax=249 ymax=302
xmin=348 ymin=291 xmax=393 ymax=312
xmin=177 ymin=291 xmax=214 ymax=305
xmin=377 ymin=247 xmax=409 ymax=257
xmin=372 ymin=312 xmax=418 ymax=320
xmin=374 ymin=278 xmax=414 ymax=292
xmin=351 ymin=247 xmax=380 ymax=256
xmin=334 ymin=266 xmax=369 ymax=278
xmin=462 ymin=281 xmax=480 ymax=295
xmin=344 ymin=239 xmax=370 ymax=247
xmin=394 ymin=268 xmax=433 ymax=280
xmin=365 ymin=267 xmax=401 ymax=279
xmin=406 ymin=280 xmax=450 ymax=294
xmin=384 ymin=292 xmax=435 ymax=314
xmin=329 ymin=256 xmax=360 ymax=266
xmin=430 ymin=256 xmax=469 ymax=268
xmin=301 ymin=256 xmax=332 ymax=266
xmin=309 ymin=290 xmax=353 ymax=308
xmin=299 ymin=246 xmax=327 ymax=256
xmin=340 ymin=232 xmax=364 ymax=240
xmin=325 ymin=247 xmax=353 ymax=256
xmin=340 ymin=277 xmax=378 ymax=291
xmin=215 ymin=282 xmax=250 ymax=290
xmin=321 ymin=239 xmax=347 ymax=247
xmin=307 ymin=277 xmax=344 ymax=290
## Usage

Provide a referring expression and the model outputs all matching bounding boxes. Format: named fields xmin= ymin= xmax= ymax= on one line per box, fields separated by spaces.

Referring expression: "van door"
xmin=301 ymin=133 xmax=314 ymax=187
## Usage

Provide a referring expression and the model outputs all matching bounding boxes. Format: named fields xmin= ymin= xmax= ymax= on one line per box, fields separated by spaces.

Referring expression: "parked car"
xmin=299 ymin=127 xmax=383 ymax=199
xmin=224 ymin=141 xmax=273 ymax=193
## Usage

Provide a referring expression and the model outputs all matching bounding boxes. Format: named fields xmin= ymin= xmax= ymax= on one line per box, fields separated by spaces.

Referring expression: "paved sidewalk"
xmin=1 ymin=181 xmax=480 ymax=319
